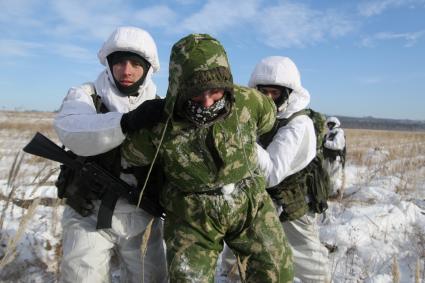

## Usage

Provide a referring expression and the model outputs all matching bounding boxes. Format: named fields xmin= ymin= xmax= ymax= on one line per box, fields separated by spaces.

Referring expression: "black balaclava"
xmin=257 ymin=84 xmax=292 ymax=109
xmin=327 ymin=122 xmax=336 ymax=130
xmin=107 ymin=51 xmax=151 ymax=96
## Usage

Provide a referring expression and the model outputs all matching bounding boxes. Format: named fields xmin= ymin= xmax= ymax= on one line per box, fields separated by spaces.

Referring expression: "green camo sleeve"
xmin=253 ymin=89 xmax=276 ymax=136
xmin=121 ymin=128 xmax=157 ymax=167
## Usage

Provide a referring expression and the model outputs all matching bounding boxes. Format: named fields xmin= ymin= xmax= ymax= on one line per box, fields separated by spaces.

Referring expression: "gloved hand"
xmin=63 ymin=179 xmax=95 ymax=217
xmin=120 ymin=98 xmax=165 ymax=134
xmin=56 ymin=164 xmax=101 ymax=217
xmin=65 ymin=192 xmax=94 ymax=217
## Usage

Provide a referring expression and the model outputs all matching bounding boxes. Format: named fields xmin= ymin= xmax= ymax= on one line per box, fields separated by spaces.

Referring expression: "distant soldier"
xmin=323 ymin=116 xmax=346 ymax=198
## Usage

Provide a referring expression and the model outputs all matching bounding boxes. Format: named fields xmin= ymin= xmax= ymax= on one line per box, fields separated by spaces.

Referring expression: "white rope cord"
xmin=136 ymin=115 xmax=171 ymax=209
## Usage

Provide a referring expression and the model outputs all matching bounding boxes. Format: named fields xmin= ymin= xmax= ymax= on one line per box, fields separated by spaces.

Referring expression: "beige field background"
xmin=1 ymin=111 xmax=424 ymax=282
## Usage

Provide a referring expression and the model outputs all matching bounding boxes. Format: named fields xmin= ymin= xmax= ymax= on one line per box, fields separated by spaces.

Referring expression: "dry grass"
xmin=346 ymin=129 xmax=425 ymax=166
xmin=140 ymin=218 xmax=154 ymax=283
xmin=391 ymin=256 xmax=400 ymax=283
xmin=344 ymin=129 xmax=425 ymax=199
xmin=0 ymin=120 xmax=54 ymax=133
xmin=0 ymin=118 xmax=62 ymax=280
xmin=0 ymin=197 xmax=40 ymax=268
xmin=415 ymin=257 xmax=421 ymax=283
xmin=0 ymin=111 xmax=55 ymax=128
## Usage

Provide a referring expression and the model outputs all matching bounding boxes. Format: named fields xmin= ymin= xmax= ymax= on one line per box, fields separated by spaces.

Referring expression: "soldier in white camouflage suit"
xmin=121 ymin=34 xmax=294 ymax=282
xmin=219 ymin=56 xmax=331 ymax=283
xmin=54 ymin=26 xmax=167 ymax=283
xmin=323 ymin=116 xmax=346 ymax=198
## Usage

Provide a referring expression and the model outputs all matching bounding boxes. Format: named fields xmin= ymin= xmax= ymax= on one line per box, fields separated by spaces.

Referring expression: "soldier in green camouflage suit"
xmin=121 ymin=34 xmax=293 ymax=282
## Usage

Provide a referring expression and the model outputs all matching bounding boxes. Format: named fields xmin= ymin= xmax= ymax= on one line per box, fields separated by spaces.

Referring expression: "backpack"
xmin=259 ymin=108 xmax=331 ymax=221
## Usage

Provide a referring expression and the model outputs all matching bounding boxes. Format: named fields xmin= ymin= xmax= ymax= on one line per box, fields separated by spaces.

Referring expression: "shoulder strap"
xmin=90 ymin=88 xmax=109 ymax=114
xmin=277 ymin=109 xmax=309 ymax=128
xmin=259 ymin=109 xmax=308 ymax=147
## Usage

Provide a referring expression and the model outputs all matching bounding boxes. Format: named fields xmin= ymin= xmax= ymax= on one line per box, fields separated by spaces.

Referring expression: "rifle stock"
xmin=23 ymin=132 xmax=164 ymax=229
xmin=23 ymin=132 xmax=81 ymax=169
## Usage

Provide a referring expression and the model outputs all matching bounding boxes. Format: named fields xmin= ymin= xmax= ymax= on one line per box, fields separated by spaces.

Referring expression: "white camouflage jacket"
xmin=250 ymin=56 xmax=316 ymax=188
xmin=54 ymin=26 xmax=160 ymax=157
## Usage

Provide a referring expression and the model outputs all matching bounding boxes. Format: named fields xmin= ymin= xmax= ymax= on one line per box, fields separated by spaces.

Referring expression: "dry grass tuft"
xmin=391 ymin=255 xmax=400 ymax=283
xmin=0 ymin=198 xmax=40 ymax=268
xmin=415 ymin=257 xmax=421 ymax=283
xmin=140 ymin=217 xmax=154 ymax=283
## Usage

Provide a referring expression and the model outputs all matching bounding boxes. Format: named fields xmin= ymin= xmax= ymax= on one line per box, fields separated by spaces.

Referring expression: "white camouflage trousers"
xmin=323 ymin=157 xmax=344 ymax=198
xmin=60 ymin=200 xmax=167 ymax=283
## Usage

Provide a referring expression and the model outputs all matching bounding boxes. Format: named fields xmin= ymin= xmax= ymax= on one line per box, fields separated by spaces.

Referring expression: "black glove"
xmin=65 ymin=192 xmax=94 ymax=217
xmin=62 ymin=177 xmax=96 ymax=217
xmin=120 ymin=98 xmax=165 ymax=134
xmin=56 ymin=163 xmax=100 ymax=217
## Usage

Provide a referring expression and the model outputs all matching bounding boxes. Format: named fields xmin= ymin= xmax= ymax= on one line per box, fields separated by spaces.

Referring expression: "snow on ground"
xmin=1 ymin=111 xmax=425 ymax=282
xmin=322 ymin=165 xmax=425 ymax=282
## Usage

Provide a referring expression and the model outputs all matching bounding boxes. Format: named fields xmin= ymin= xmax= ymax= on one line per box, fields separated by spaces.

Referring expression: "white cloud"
xmin=166 ymin=0 xmax=355 ymax=48
xmin=0 ymin=0 xmax=42 ymax=21
xmin=49 ymin=2 xmax=178 ymax=40
xmin=255 ymin=3 xmax=355 ymax=48
xmin=0 ymin=0 xmax=46 ymax=33
xmin=358 ymin=76 xmax=384 ymax=84
xmin=134 ymin=5 xmax=178 ymax=28
xmin=175 ymin=0 xmax=260 ymax=34
xmin=49 ymin=0 xmax=126 ymax=40
xmin=51 ymin=44 xmax=93 ymax=61
xmin=358 ymin=0 xmax=425 ymax=17
xmin=0 ymin=39 xmax=43 ymax=57
xmin=361 ymin=30 xmax=425 ymax=47
xmin=174 ymin=0 xmax=198 ymax=4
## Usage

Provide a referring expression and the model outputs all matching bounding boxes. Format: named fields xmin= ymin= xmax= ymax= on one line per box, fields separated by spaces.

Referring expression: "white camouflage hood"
xmin=248 ymin=56 xmax=310 ymax=119
xmin=326 ymin=116 xmax=341 ymax=127
xmin=95 ymin=26 xmax=160 ymax=112
xmin=98 ymin=26 xmax=160 ymax=72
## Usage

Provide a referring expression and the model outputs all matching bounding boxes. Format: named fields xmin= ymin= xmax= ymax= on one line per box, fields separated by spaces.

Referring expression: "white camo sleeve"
xmin=54 ymin=84 xmax=125 ymax=156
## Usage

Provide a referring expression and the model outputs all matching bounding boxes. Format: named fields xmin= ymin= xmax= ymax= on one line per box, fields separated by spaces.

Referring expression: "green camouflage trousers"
xmin=162 ymin=176 xmax=294 ymax=283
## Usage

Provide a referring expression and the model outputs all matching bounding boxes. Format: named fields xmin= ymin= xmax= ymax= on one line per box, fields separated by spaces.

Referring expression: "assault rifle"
xmin=23 ymin=132 xmax=164 ymax=229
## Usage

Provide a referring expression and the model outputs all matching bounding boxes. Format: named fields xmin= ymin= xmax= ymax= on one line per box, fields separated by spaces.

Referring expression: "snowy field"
xmin=1 ymin=110 xmax=425 ymax=283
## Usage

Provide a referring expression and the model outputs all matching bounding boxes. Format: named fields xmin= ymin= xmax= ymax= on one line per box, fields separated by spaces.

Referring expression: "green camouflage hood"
xmin=121 ymin=34 xmax=277 ymax=194
xmin=164 ymin=34 xmax=234 ymax=119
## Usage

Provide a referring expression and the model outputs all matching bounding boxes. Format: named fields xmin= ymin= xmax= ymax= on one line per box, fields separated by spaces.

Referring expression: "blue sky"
xmin=1 ymin=0 xmax=425 ymax=120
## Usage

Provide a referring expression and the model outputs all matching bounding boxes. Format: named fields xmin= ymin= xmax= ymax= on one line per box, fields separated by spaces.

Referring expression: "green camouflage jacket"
xmin=122 ymin=34 xmax=276 ymax=193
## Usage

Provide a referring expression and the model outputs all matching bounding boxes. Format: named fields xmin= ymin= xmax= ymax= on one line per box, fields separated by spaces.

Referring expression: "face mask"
xmin=185 ymin=97 xmax=226 ymax=125
xmin=257 ymin=85 xmax=291 ymax=111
